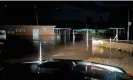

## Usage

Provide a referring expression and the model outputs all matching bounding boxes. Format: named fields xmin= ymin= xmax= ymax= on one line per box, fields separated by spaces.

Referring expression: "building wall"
xmin=4 ymin=25 xmax=56 ymax=36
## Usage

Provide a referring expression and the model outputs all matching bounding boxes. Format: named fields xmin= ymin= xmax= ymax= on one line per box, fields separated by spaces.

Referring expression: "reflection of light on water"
xmin=57 ymin=35 xmax=60 ymax=40
xmin=53 ymin=53 xmax=64 ymax=56
xmin=100 ymin=47 xmax=104 ymax=55
xmin=92 ymin=46 xmax=104 ymax=56
xmin=39 ymin=41 xmax=42 ymax=63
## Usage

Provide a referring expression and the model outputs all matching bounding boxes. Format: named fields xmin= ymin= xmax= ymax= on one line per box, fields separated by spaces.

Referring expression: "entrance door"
xmin=33 ymin=29 xmax=39 ymax=40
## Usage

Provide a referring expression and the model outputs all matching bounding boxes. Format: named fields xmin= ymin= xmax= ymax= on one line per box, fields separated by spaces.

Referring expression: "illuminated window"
xmin=43 ymin=27 xmax=46 ymax=31
xmin=17 ymin=29 xmax=25 ymax=32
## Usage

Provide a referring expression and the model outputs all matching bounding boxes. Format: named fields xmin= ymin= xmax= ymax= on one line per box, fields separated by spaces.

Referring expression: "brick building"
xmin=3 ymin=25 xmax=55 ymax=36
xmin=2 ymin=25 xmax=56 ymax=40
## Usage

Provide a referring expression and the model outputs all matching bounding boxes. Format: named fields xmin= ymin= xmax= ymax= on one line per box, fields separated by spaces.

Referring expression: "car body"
xmin=0 ymin=59 xmax=132 ymax=80
xmin=0 ymin=30 xmax=6 ymax=40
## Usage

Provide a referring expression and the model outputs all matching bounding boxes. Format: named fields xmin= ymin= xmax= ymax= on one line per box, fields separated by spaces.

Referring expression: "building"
xmin=3 ymin=25 xmax=55 ymax=36
xmin=2 ymin=25 xmax=56 ymax=40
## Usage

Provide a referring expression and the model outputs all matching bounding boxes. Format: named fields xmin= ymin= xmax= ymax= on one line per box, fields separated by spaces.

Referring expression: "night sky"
xmin=2 ymin=1 xmax=133 ymax=29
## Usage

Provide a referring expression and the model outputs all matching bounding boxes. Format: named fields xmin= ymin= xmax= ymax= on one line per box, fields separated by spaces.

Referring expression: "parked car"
xmin=0 ymin=30 xmax=6 ymax=40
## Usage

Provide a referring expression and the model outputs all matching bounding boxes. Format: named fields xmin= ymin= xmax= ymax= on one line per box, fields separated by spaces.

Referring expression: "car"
xmin=0 ymin=30 xmax=6 ymax=40
xmin=0 ymin=59 xmax=132 ymax=80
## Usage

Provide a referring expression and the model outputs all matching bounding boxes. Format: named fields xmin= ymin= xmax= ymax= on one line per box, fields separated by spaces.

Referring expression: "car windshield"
xmin=1 ymin=1 xmax=133 ymax=78
xmin=0 ymin=31 xmax=6 ymax=35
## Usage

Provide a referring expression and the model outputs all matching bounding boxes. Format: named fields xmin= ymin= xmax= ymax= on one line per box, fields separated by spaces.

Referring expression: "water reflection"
xmin=100 ymin=47 xmax=104 ymax=55
xmin=3 ymin=35 xmax=132 ymax=64
xmin=30 ymin=35 xmax=133 ymax=74
xmin=92 ymin=46 xmax=113 ymax=59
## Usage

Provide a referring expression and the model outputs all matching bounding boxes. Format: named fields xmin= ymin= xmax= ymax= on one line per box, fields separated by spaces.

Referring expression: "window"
xmin=43 ymin=27 xmax=46 ymax=31
xmin=73 ymin=65 xmax=86 ymax=72
xmin=16 ymin=29 xmax=25 ymax=32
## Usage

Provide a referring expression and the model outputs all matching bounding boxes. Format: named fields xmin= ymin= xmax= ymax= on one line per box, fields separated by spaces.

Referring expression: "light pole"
xmin=127 ymin=8 xmax=132 ymax=41
xmin=86 ymin=29 xmax=88 ymax=51
xmin=127 ymin=8 xmax=129 ymax=41
xmin=34 ymin=5 xmax=39 ymax=25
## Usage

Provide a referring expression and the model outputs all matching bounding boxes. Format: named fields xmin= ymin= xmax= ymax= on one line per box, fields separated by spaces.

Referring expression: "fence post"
xmin=110 ymin=37 xmax=111 ymax=50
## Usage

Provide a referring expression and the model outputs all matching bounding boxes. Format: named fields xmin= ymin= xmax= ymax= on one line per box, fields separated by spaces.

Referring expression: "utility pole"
xmin=66 ymin=24 xmax=67 ymax=28
xmin=34 ymin=5 xmax=39 ymax=25
xmin=86 ymin=24 xmax=87 ymax=29
xmin=39 ymin=41 xmax=42 ymax=63
xmin=86 ymin=29 xmax=88 ymax=51
xmin=127 ymin=8 xmax=129 ymax=40
xmin=127 ymin=8 xmax=131 ymax=41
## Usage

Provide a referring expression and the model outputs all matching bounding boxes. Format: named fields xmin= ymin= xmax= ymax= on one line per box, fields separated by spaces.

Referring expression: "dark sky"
xmin=2 ymin=1 xmax=133 ymax=29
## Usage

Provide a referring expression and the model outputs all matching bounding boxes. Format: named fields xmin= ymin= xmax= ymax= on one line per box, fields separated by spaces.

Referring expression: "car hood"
xmin=1 ymin=59 xmax=133 ymax=80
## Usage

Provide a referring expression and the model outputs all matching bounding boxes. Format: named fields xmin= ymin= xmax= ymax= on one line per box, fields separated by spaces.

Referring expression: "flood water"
xmin=1 ymin=35 xmax=133 ymax=73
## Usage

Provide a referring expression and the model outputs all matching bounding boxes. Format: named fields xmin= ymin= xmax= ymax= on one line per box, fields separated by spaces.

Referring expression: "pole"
xmin=57 ymin=29 xmax=58 ymax=36
xmin=127 ymin=8 xmax=130 ymax=40
xmin=39 ymin=41 xmax=42 ymax=63
xmin=64 ymin=30 xmax=66 ymax=48
xmin=66 ymin=24 xmax=67 ymax=28
xmin=69 ymin=29 xmax=70 ymax=41
xmin=116 ymin=28 xmax=118 ymax=42
xmin=110 ymin=28 xmax=124 ymax=42
xmin=86 ymin=29 xmax=88 ymax=51
xmin=34 ymin=5 xmax=39 ymax=25
xmin=59 ymin=29 xmax=60 ymax=36
xmin=73 ymin=30 xmax=75 ymax=47
xmin=110 ymin=37 xmax=111 ymax=50
xmin=86 ymin=24 xmax=87 ymax=29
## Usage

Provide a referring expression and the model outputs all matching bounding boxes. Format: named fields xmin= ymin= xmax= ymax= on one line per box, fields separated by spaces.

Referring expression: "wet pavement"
xmin=1 ymin=35 xmax=133 ymax=74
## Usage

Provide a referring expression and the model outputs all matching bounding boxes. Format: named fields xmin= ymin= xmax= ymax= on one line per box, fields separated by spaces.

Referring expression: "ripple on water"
xmin=122 ymin=57 xmax=133 ymax=67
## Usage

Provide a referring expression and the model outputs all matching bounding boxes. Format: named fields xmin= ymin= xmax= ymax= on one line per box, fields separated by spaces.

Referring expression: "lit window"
xmin=43 ymin=27 xmax=46 ymax=31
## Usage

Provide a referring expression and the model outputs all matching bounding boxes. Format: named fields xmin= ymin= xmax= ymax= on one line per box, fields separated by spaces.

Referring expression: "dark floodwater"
xmin=0 ymin=35 xmax=132 ymax=60
xmin=0 ymin=35 xmax=75 ymax=60
xmin=0 ymin=35 xmax=133 ymax=73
